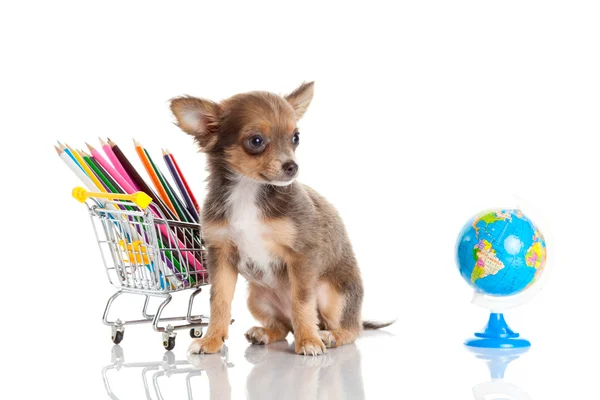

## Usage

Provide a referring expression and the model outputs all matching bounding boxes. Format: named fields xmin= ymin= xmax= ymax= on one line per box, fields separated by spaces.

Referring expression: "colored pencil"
xmin=56 ymin=146 xmax=98 ymax=192
xmin=163 ymin=149 xmax=200 ymax=223
xmin=103 ymin=138 xmax=138 ymax=190
xmin=143 ymin=147 xmax=191 ymax=222
xmin=78 ymin=150 xmax=112 ymax=192
xmin=66 ymin=144 xmax=106 ymax=193
xmin=82 ymin=152 xmax=122 ymax=194
xmin=109 ymin=139 xmax=178 ymax=221
xmin=87 ymin=142 xmax=137 ymax=195
xmin=84 ymin=149 xmax=125 ymax=193
xmin=168 ymin=150 xmax=200 ymax=213
xmin=134 ymin=140 xmax=177 ymax=216
xmin=161 ymin=172 xmax=195 ymax=223
xmin=61 ymin=144 xmax=86 ymax=173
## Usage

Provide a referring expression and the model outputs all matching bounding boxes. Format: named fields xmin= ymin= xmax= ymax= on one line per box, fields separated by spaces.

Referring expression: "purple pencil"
xmin=163 ymin=149 xmax=200 ymax=223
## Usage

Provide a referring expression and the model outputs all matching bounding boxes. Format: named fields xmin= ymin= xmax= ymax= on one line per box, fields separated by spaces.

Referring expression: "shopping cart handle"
xmin=72 ymin=187 xmax=153 ymax=209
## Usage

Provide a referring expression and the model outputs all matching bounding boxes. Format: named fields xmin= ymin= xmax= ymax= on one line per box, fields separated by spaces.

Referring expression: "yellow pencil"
xmin=66 ymin=144 xmax=106 ymax=193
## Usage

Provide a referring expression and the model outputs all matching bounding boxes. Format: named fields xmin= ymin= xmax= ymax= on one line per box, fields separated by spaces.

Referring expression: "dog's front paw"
xmin=295 ymin=335 xmax=326 ymax=356
xmin=188 ymin=336 xmax=224 ymax=355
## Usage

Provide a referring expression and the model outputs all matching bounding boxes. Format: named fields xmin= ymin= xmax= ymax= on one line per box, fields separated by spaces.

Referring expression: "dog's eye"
xmin=248 ymin=135 xmax=265 ymax=148
xmin=292 ymin=131 xmax=300 ymax=146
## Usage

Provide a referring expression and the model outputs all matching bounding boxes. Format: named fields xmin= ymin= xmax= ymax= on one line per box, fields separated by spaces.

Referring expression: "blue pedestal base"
xmin=465 ymin=313 xmax=531 ymax=349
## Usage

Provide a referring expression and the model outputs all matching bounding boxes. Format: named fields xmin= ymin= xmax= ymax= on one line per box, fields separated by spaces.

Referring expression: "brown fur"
xmin=171 ymin=82 xmax=389 ymax=356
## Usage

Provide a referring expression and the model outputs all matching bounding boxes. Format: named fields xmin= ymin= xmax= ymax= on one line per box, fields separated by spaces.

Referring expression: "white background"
xmin=1 ymin=1 xmax=599 ymax=399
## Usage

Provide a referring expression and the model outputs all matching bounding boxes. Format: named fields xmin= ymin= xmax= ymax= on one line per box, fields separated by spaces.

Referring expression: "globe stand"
xmin=465 ymin=313 xmax=531 ymax=349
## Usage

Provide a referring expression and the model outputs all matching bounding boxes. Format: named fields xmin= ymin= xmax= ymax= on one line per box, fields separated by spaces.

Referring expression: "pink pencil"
xmin=101 ymin=137 xmax=138 ymax=190
xmin=86 ymin=142 xmax=137 ymax=194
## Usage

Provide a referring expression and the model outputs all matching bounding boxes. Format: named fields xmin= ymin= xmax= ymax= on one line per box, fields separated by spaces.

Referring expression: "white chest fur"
xmin=226 ymin=177 xmax=276 ymax=285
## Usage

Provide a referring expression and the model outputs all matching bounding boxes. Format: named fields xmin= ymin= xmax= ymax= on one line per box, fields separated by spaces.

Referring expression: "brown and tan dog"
xmin=171 ymin=82 xmax=391 ymax=356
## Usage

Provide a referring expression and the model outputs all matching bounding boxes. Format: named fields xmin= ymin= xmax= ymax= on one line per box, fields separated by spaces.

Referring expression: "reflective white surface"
xmin=25 ymin=317 xmax=591 ymax=399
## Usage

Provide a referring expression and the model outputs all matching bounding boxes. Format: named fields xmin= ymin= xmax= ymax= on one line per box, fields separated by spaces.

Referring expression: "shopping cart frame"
xmin=73 ymin=188 xmax=232 ymax=350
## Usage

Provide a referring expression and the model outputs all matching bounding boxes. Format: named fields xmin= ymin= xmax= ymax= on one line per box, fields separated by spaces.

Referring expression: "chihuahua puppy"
xmin=171 ymin=82 xmax=390 ymax=356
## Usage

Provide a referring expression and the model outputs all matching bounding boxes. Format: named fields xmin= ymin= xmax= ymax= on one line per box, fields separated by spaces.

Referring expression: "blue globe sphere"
xmin=456 ymin=209 xmax=547 ymax=296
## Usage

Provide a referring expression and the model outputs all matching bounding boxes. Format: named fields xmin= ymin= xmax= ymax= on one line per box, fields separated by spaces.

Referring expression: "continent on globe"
xmin=472 ymin=211 xmax=512 ymax=235
xmin=471 ymin=239 xmax=505 ymax=283
xmin=525 ymin=241 xmax=545 ymax=269
xmin=525 ymin=231 xmax=547 ymax=288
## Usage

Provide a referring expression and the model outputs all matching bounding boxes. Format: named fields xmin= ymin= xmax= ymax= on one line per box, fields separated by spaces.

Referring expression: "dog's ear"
xmin=285 ymin=81 xmax=314 ymax=120
xmin=170 ymin=96 xmax=221 ymax=151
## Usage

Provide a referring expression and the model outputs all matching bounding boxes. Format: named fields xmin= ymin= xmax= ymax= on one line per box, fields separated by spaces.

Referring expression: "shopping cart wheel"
xmin=163 ymin=336 xmax=176 ymax=351
xmin=111 ymin=329 xmax=124 ymax=345
xmin=190 ymin=328 xmax=203 ymax=338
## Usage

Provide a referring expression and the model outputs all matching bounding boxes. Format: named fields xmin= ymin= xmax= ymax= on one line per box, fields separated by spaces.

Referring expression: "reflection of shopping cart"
xmin=73 ymin=188 xmax=233 ymax=350
xmin=103 ymin=345 xmax=234 ymax=400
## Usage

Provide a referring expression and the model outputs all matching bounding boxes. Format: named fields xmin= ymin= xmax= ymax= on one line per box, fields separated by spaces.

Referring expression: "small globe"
xmin=456 ymin=209 xmax=547 ymax=296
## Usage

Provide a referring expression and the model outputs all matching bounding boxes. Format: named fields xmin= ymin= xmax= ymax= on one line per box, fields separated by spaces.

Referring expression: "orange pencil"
xmin=134 ymin=139 xmax=177 ymax=215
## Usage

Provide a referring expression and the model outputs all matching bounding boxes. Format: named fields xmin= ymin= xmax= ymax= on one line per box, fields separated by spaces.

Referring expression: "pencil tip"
xmin=54 ymin=145 xmax=63 ymax=155
xmin=85 ymin=142 xmax=94 ymax=152
xmin=99 ymin=137 xmax=107 ymax=146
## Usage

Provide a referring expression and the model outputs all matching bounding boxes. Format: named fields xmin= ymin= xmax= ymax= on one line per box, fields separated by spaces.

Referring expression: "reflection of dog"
xmin=244 ymin=340 xmax=365 ymax=400
xmin=171 ymin=83 xmax=392 ymax=356
xmin=187 ymin=347 xmax=233 ymax=400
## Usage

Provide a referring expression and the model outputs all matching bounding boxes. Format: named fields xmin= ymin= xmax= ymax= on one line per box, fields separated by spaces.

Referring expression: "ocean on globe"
xmin=456 ymin=209 xmax=547 ymax=296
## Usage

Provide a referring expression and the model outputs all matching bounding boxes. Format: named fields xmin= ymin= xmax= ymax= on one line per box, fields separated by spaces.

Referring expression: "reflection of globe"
xmin=456 ymin=209 xmax=547 ymax=297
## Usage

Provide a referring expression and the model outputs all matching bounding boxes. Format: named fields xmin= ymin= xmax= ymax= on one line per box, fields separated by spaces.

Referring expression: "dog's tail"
xmin=362 ymin=320 xmax=395 ymax=330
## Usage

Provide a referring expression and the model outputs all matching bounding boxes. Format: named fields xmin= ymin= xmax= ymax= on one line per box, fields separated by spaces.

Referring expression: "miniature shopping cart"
xmin=73 ymin=187 xmax=232 ymax=350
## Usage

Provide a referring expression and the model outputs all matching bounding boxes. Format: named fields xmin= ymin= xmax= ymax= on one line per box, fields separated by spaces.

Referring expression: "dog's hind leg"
xmin=319 ymin=328 xmax=360 ymax=348
xmin=317 ymin=279 xmax=363 ymax=348
xmin=245 ymin=283 xmax=291 ymax=345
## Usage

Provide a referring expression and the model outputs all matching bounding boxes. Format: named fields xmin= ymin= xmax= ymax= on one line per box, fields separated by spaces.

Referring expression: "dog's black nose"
xmin=282 ymin=161 xmax=298 ymax=177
